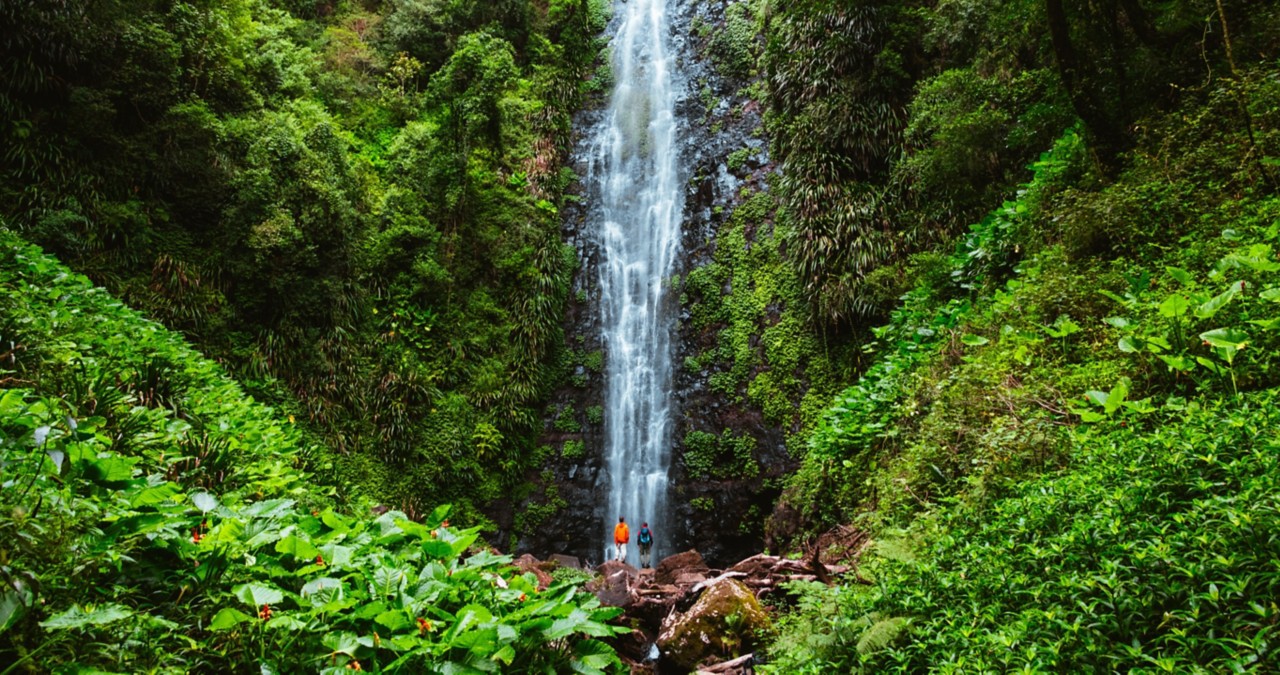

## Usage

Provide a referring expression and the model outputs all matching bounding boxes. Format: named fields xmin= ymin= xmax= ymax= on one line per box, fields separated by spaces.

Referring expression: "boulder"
xmin=513 ymin=554 xmax=553 ymax=590
xmin=656 ymin=579 xmax=770 ymax=671
xmin=655 ymin=550 xmax=710 ymax=585
xmin=550 ymin=554 xmax=583 ymax=570
xmin=588 ymin=560 xmax=639 ymax=608
xmin=675 ymin=572 xmax=709 ymax=586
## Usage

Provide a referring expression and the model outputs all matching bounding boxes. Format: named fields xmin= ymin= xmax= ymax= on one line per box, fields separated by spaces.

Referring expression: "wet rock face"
xmin=494 ymin=0 xmax=797 ymax=567
xmin=656 ymin=579 xmax=770 ymax=671
xmin=485 ymin=146 xmax=611 ymax=565
xmin=666 ymin=0 xmax=797 ymax=568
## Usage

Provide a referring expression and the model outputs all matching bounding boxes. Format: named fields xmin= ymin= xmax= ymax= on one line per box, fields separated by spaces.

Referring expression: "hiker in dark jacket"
xmin=637 ymin=522 xmax=653 ymax=568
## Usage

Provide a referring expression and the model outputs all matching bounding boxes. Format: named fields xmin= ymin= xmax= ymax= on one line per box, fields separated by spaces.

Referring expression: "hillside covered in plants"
xmin=5 ymin=0 xmax=1280 ymax=671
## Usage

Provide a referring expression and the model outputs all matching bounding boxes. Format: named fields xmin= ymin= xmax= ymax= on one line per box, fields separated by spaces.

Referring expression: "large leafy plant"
xmin=0 ymin=234 xmax=627 ymax=672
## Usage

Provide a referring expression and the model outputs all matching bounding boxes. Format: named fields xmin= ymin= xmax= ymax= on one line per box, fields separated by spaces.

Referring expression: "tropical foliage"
xmin=0 ymin=232 xmax=626 ymax=672
xmin=1 ymin=0 xmax=610 ymax=520
xmin=762 ymin=0 xmax=1280 ymax=667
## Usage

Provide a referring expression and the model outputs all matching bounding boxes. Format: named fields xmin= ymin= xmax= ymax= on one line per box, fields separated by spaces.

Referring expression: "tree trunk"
xmin=1045 ymin=0 xmax=1126 ymax=176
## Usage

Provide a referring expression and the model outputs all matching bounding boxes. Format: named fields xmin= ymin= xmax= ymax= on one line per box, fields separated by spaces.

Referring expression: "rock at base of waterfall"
xmin=589 ymin=560 xmax=639 ymax=607
xmin=549 ymin=553 xmax=583 ymax=570
xmin=656 ymin=579 xmax=770 ymax=671
xmin=654 ymin=550 xmax=710 ymax=585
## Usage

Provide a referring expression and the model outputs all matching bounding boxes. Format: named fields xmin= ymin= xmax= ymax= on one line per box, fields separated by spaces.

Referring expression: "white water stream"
xmin=589 ymin=0 xmax=684 ymax=565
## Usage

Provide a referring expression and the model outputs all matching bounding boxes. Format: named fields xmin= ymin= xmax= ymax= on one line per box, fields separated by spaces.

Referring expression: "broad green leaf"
xmin=1199 ymin=327 xmax=1249 ymax=350
xmin=573 ymin=639 xmax=619 ymax=671
xmin=129 ymin=482 xmax=181 ymax=508
xmin=1073 ymin=409 xmax=1106 ymax=423
xmin=960 ymin=334 xmax=989 ymax=346
xmin=1104 ymin=380 xmax=1129 ymax=415
xmin=1157 ymin=294 xmax=1189 ymax=318
xmin=322 ymin=631 xmax=361 ymax=656
xmin=191 ymin=492 xmax=219 ymax=514
xmin=1084 ymin=391 xmax=1109 ymax=407
xmin=318 ymin=544 xmax=355 ymax=569
xmin=423 ymin=538 xmax=454 ymax=559
xmin=374 ymin=510 xmax=409 ymax=536
xmin=0 ymin=583 xmax=34 ymax=635
xmin=1117 ymin=336 xmax=1139 ymax=353
xmin=1259 ymin=287 xmax=1280 ymax=302
xmin=397 ymin=518 xmax=433 ymax=540
xmin=1158 ymin=354 xmax=1196 ymax=372
xmin=491 ymin=645 xmax=516 ymax=666
xmin=1166 ymin=266 xmax=1193 ymax=286
xmin=446 ymin=530 xmax=480 ymax=557
xmin=1122 ymin=398 xmax=1157 ymax=414
xmin=40 ymin=604 xmax=132 ymax=630
xmin=0 ymin=390 xmax=26 ymax=416
xmin=452 ymin=626 xmax=498 ymax=651
xmin=266 ymin=615 xmax=309 ymax=632
xmin=300 ymin=578 xmax=344 ymax=605
xmin=1102 ymin=316 xmax=1131 ymax=329
xmin=275 ymin=534 xmax=320 ymax=561
xmin=320 ymin=510 xmax=351 ymax=532
xmin=375 ymin=609 xmax=413 ymax=632
xmin=372 ymin=565 xmax=408 ymax=597
xmin=425 ymin=504 xmax=453 ymax=528
xmin=85 ymin=456 xmax=138 ymax=485
xmin=234 ymin=583 xmax=284 ymax=608
xmin=1099 ymin=289 xmax=1134 ymax=307
xmin=210 ymin=607 xmax=252 ymax=631
xmin=544 ymin=608 xmax=590 ymax=640
xmin=1195 ymin=356 xmax=1225 ymax=375
xmin=241 ymin=499 xmax=295 ymax=521
xmin=1194 ymin=281 xmax=1242 ymax=320
xmin=453 ymin=604 xmax=494 ymax=635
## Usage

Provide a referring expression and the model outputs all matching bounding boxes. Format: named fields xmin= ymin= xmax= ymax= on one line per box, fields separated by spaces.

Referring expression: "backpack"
xmin=638 ymin=527 xmax=652 ymax=545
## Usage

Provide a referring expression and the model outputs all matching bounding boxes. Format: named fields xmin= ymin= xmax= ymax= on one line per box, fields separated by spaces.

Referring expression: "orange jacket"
xmin=613 ymin=522 xmax=630 ymax=544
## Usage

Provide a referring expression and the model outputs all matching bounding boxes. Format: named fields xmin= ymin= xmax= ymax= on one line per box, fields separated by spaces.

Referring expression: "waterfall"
xmin=589 ymin=0 xmax=684 ymax=566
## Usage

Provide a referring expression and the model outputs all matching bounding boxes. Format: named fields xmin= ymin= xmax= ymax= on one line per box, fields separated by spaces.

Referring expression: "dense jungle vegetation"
xmin=4 ymin=0 xmax=1280 ymax=671
xmin=751 ymin=0 xmax=1280 ymax=670
xmin=2 ymin=0 xmax=608 ymax=523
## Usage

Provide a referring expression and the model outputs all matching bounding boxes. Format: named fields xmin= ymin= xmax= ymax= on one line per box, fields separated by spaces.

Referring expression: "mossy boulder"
xmin=656 ymin=579 xmax=770 ymax=670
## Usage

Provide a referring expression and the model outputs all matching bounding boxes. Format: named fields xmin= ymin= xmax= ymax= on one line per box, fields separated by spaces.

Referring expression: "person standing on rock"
xmin=637 ymin=522 xmax=653 ymax=568
xmin=613 ymin=516 xmax=630 ymax=562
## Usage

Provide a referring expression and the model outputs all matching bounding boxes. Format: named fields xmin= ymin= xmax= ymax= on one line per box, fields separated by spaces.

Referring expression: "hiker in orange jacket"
xmin=613 ymin=516 xmax=630 ymax=562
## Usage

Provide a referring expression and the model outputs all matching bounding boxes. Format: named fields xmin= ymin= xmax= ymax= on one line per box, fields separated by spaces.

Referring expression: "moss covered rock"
xmin=657 ymin=579 xmax=770 ymax=670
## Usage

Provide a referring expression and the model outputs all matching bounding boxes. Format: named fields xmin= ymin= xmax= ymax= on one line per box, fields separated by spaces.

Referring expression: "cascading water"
xmin=588 ymin=0 xmax=684 ymax=566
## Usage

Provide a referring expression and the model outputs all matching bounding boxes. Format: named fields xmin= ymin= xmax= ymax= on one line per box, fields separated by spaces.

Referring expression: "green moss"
xmin=552 ymin=406 xmax=581 ymax=433
xmin=582 ymin=350 xmax=604 ymax=373
xmin=682 ymin=429 xmax=760 ymax=481
xmin=561 ymin=439 xmax=585 ymax=459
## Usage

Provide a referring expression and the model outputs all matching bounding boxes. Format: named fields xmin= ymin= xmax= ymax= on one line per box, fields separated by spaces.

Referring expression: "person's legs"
xmin=618 ymin=542 xmax=627 ymax=561
xmin=639 ymin=544 xmax=651 ymax=568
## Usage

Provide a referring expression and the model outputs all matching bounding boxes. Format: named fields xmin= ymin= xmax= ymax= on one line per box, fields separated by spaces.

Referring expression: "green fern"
xmin=856 ymin=616 xmax=909 ymax=655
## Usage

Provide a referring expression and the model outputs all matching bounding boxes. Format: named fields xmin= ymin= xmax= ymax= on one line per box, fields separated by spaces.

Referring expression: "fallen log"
xmin=689 ymin=570 xmax=748 ymax=595
xmin=696 ymin=653 xmax=755 ymax=674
